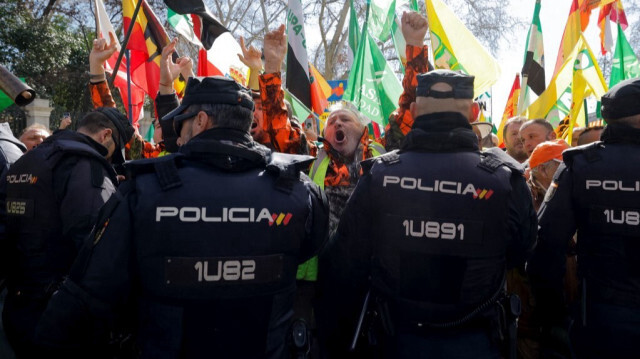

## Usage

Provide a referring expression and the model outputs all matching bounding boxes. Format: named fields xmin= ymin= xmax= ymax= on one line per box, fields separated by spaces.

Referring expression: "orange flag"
xmin=497 ymin=74 xmax=521 ymax=146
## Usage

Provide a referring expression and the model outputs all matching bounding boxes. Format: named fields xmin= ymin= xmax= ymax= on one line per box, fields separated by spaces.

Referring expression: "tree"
xmin=0 ymin=0 xmax=94 ymax=134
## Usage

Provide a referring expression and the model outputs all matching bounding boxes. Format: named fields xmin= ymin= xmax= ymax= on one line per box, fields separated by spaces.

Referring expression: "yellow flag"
xmin=527 ymin=33 xmax=607 ymax=134
xmin=565 ymin=34 xmax=608 ymax=144
xmin=426 ymin=0 xmax=501 ymax=98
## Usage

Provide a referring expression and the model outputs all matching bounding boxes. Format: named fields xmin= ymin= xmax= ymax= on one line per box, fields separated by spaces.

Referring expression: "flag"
xmin=553 ymin=0 xmax=616 ymax=75
xmin=426 ymin=0 xmax=501 ymax=98
xmin=198 ymin=33 xmax=248 ymax=85
xmin=284 ymin=89 xmax=319 ymax=134
xmin=610 ymin=21 xmax=640 ymax=87
xmin=368 ymin=0 xmax=396 ymax=42
xmin=309 ymin=64 xmax=331 ymax=116
xmin=348 ymin=0 xmax=360 ymax=65
xmin=95 ymin=0 xmax=145 ymax=124
xmin=598 ymin=0 xmax=628 ymax=54
xmin=163 ymin=0 xmax=228 ymax=50
xmin=165 ymin=5 xmax=247 ymax=85
xmin=344 ymin=17 xmax=403 ymax=128
xmin=497 ymin=74 xmax=521 ymax=146
xmin=530 ymin=34 xmax=607 ymax=140
xmin=518 ymin=0 xmax=545 ymax=114
xmin=286 ymin=0 xmax=327 ymax=115
xmin=122 ymin=0 xmax=185 ymax=99
xmin=554 ymin=0 xmax=582 ymax=76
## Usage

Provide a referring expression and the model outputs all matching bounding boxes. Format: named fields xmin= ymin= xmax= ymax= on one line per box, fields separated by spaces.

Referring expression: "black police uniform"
xmin=319 ymin=72 xmax=536 ymax=359
xmin=528 ymin=124 xmax=640 ymax=358
xmin=0 ymin=129 xmax=117 ymax=358
xmin=34 ymin=125 xmax=329 ymax=358
xmin=0 ymin=123 xmax=25 ymax=178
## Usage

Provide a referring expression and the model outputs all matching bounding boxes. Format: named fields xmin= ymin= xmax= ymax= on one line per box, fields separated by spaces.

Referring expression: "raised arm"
xmin=258 ymin=25 xmax=314 ymax=155
xmin=384 ymin=11 xmax=430 ymax=150
xmin=89 ymin=32 xmax=118 ymax=108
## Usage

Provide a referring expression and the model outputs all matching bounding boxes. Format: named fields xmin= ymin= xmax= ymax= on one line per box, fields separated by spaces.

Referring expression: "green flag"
xmin=348 ymin=0 xmax=360 ymax=64
xmin=144 ymin=122 xmax=155 ymax=142
xmin=167 ymin=8 xmax=202 ymax=47
xmin=344 ymin=16 xmax=403 ymax=128
xmin=610 ymin=22 xmax=640 ymax=87
xmin=368 ymin=0 xmax=396 ymax=41
xmin=518 ymin=0 xmax=545 ymax=113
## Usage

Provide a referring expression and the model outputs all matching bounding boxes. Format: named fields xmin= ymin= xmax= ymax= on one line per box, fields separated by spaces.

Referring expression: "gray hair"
xmin=189 ymin=103 xmax=253 ymax=132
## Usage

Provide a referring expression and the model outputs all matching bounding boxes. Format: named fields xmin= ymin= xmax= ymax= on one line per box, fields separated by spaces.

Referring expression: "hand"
xmin=60 ymin=116 xmax=72 ymax=130
xmin=401 ymin=11 xmax=428 ymax=47
xmin=89 ymin=32 xmax=118 ymax=72
xmin=238 ymin=37 xmax=263 ymax=71
xmin=263 ymin=24 xmax=287 ymax=74
xmin=160 ymin=38 xmax=184 ymax=92
xmin=176 ymin=56 xmax=194 ymax=81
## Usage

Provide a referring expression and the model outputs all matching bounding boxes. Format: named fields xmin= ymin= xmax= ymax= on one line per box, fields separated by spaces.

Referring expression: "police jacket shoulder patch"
xmin=563 ymin=141 xmax=604 ymax=167
xmin=125 ymin=154 xmax=185 ymax=191
xmin=266 ymin=152 xmax=315 ymax=194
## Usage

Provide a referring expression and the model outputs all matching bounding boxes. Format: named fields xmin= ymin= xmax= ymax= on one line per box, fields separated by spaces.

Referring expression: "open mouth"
xmin=251 ymin=121 xmax=258 ymax=130
xmin=335 ymin=130 xmax=345 ymax=143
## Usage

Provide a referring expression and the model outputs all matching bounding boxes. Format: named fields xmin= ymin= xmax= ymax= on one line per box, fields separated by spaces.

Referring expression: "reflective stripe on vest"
xmin=297 ymin=151 xmax=330 ymax=281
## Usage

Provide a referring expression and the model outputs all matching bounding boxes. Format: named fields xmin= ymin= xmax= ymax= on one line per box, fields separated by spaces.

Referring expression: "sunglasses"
xmin=173 ymin=111 xmax=200 ymax=135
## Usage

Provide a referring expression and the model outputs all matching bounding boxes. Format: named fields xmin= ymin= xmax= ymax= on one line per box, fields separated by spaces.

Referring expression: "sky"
xmin=489 ymin=0 xmax=606 ymax=126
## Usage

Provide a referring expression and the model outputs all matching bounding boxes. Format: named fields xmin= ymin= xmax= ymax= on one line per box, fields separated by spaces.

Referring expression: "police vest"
xmin=366 ymin=150 xmax=516 ymax=326
xmin=124 ymin=150 xmax=324 ymax=357
xmin=297 ymin=142 xmax=385 ymax=281
xmin=563 ymin=142 xmax=640 ymax=308
xmin=5 ymin=138 xmax=115 ymax=297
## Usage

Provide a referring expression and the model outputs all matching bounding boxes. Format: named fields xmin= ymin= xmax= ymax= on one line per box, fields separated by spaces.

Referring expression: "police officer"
xmin=528 ymin=78 xmax=640 ymax=358
xmin=319 ymin=70 xmax=536 ymax=359
xmin=34 ymin=76 xmax=330 ymax=358
xmin=0 ymin=107 xmax=133 ymax=358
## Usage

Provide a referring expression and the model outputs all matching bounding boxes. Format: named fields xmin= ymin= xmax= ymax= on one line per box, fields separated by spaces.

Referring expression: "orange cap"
xmin=529 ymin=139 xmax=570 ymax=169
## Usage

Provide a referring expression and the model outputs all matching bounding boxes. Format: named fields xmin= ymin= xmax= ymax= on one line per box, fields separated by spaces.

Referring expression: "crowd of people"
xmin=0 ymin=10 xmax=638 ymax=359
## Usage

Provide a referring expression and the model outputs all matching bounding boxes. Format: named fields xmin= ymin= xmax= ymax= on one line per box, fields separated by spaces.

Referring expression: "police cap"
xmin=416 ymin=70 xmax=475 ymax=99
xmin=162 ymin=76 xmax=254 ymax=131
xmin=94 ymin=107 xmax=135 ymax=164
xmin=601 ymin=77 xmax=640 ymax=121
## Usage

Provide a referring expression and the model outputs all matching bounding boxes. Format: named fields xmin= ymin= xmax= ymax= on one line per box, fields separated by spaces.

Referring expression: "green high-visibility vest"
xmin=296 ymin=143 xmax=384 ymax=281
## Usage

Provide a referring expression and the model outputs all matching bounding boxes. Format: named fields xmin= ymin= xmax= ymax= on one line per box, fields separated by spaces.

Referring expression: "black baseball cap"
xmin=162 ymin=76 xmax=254 ymax=134
xmin=94 ymin=107 xmax=134 ymax=164
xmin=416 ymin=70 xmax=475 ymax=99
xmin=601 ymin=78 xmax=640 ymax=121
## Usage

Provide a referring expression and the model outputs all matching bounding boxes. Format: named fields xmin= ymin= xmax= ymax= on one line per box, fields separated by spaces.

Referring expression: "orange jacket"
xmin=383 ymin=45 xmax=430 ymax=150
xmin=258 ymin=73 xmax=312 ymax=155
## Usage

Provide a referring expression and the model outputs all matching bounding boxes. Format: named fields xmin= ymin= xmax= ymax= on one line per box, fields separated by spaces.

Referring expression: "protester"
xmin=528 ymin=78 xmax=640 ymax=358
xmin=384 ymin=11 xmax=433 ymax=151
xmin=34 ymin=76 xmax=329 ymax=358
xmin=88 ymin=33 xmax=189 ymax=159
xmin=528 ymin=139 xmax=570 ymax=211
xmin=571 ymin=126 xmax=585 ymax=146
xmin=519 ymin=119 xmax=556 ymax=157
xmin=471 ymin=121 xmax=493 ymax=149
xmin=503 ymin=116 xmax=528 ymax=163
xmin=320 ymin=70 xmax=537 ymax=359
xmin=19 ymin=124 xmax=50 ymax=152
xmin=0 ymin=106 xmax=132 ymax=357
xmin=576 ymin=125 xmax=604 ymax=146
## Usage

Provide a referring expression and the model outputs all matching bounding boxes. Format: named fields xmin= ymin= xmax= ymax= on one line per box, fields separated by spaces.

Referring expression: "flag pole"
xmin=109 ymin=0 xmax=144 ymax=87
xmin=126 ymin=49 xmax=133 ymax=124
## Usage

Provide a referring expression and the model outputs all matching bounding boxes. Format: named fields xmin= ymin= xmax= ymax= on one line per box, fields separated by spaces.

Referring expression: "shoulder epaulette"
xmin=562 ymin=141 xmax=603 ymax=167
xmin=378 ymin=150 xmax=401 ymax=165
xmin=266 ymin=152 xmax=315 ymax=194
xmin=478 ymin=150 xmax=524 ymax=175
xmin=124 ymin=153 xmax=184 ymax=191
